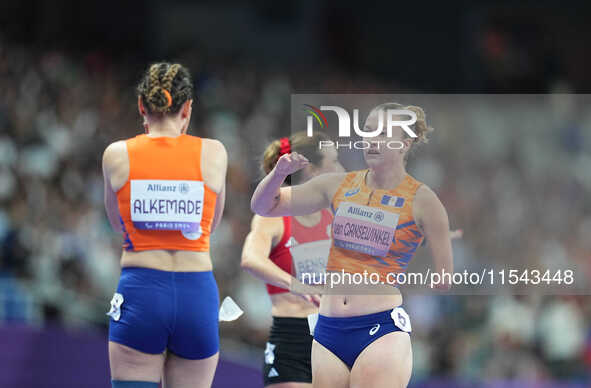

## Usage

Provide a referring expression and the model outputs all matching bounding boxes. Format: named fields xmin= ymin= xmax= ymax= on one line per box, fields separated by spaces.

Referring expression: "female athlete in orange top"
xmin=251 ymin=103 xmax=453 ymax=388
xmin=102 ymin=63 xmax=227 ymax=388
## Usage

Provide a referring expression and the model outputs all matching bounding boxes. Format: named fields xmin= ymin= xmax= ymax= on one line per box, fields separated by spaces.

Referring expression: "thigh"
xmin=109 ymin=341 xmax=165 ymax=382
xmin=311 ymin=340 xmax=349 ymax=388
xmin=268 ymin=383 xmax=311 ymax=388
xmin=349 ymin=332 xmax=412 ymax=388
xmin=163 ymin=351 xmax=219 ymax=388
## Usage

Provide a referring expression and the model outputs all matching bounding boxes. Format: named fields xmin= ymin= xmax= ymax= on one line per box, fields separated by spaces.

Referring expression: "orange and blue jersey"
xmin=109 ymin=133 xmax=221 ymax=360
xmin=116 ymin=134 xmax=217 ymax=252
xmin=326 ymin=170 xmax=424 ymax=281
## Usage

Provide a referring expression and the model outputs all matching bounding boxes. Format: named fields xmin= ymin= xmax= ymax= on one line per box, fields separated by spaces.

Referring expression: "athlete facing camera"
xmin=251 ymin=103 xmax=453 ymax=388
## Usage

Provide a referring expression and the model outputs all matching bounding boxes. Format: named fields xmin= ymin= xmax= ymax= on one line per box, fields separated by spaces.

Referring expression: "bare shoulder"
xmin=251 ymin=214 xmax=283 ymax=231
xmin=415 ymin=184 xmax=439 ymax=204
xmin=201 ymin=138 xmax=228 ymax=171
xmin=414 ymin=184 xmax=447 ymax=222
xmin=200 ymin=138 xmax=228 ymax=193
xmin=250 ymin=214 xmax=284 ymax=242
xmin=103 ymin=140 xmax=126 ymax=160
xmin=102 ymin=141 xmax=127 ymax=171
xmin=202 ymin=138 xmax=228 ymax=162
xmin=102 ymin=140 xmax=129 ymax=191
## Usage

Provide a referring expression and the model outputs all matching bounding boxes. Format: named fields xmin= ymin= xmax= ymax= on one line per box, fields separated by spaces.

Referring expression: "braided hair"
xmin=137 ymin=62 xmax=193 ymax=114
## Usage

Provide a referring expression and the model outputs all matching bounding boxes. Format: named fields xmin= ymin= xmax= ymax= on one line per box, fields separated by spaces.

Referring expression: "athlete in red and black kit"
xmin=241 ymin=132 xmax=343 ymax=387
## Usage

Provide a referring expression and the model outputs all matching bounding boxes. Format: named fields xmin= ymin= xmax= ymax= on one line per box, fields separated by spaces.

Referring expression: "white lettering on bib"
xmin=130 ymin=180 xmax=204 ymax=232
xmin=290 ymin=239 xmax=331 ymax=284
xmin=332 ymin=202 xmax=399 ymax=257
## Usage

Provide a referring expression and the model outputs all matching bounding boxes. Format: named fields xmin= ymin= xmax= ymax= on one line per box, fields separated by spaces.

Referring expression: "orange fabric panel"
xmin=116 ymin=134 xmax=217 ymax=252
xmin=327 ymin=170 xmax=424 ymax=282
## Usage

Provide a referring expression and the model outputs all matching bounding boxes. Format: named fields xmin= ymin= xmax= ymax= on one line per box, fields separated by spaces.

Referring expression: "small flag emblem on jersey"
xmin=381 ymin=195 xmax=405 ymax=208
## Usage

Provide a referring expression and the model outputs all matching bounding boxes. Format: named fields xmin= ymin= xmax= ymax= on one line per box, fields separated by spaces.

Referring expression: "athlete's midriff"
xmin=120 ymin=250 xmax=213 ymax=272
xmin=319 ymin=291 xmax=403 ymax=317
xmin=270 ymin=293 xmax=318 ymax=318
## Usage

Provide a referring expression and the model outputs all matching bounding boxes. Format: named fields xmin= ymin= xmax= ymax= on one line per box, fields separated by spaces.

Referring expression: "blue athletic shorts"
xmin=313 ymin=307 xmax=411 ymax=369
xmin=108 ymin=267 xmax=219 ymax=360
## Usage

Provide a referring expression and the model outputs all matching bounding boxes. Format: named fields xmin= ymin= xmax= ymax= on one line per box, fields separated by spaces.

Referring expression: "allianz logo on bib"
xmin=348 ymin=206 xmax=374 ymax=219
xmin=148 ymin=184 xmax=177 ymax=192
xmin=147 ymin=183 xmax=191 ymax=194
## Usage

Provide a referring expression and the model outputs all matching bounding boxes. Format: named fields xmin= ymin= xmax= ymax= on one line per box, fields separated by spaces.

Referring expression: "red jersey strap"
xmin=269 ymin=216 xmax=291 ymax=258
xmin=267 ymin=216 xmax=293 ymax=295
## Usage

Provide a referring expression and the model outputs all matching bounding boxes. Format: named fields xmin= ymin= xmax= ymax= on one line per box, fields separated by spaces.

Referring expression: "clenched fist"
xmin=274 ymin=152 xmax=310 ymax=177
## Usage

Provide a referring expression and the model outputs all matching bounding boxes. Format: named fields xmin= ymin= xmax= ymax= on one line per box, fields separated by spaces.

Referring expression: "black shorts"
xmin=263 ymin=316 xmax=313 ymax=386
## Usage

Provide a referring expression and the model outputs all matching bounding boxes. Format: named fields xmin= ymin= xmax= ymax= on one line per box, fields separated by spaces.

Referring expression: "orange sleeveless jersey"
xmin=327 ymin=170 xmax=424 ymax=281
xmin=116 ymin=134 xmax=217 ymax=252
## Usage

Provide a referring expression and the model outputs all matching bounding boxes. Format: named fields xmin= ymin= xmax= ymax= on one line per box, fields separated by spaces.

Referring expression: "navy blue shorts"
xmin=108 ymin=267 xmax=219 ymax=360
xmin=313 ymin=307 xmax=411 ymax=369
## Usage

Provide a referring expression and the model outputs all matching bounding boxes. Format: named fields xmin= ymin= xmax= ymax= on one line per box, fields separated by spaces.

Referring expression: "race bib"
xmin=291 ymin=239 xmax=331 ymax=284
xmin=391 ymin=306 xmax=412 ymax=332
xmin=332 ymin=202 xmax=399 ymax=257
xmin=106 ymin=292 xmax=124 ymax=321
xmin=130 ymin=180 xmax=204 ymax=232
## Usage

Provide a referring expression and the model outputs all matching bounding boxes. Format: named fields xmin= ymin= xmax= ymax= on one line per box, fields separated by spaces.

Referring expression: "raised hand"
xmin=274 ymin=152 xmax=309 ymax=177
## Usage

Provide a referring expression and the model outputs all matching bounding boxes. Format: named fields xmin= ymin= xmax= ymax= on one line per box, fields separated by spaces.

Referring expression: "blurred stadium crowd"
xmin=0 ymin=36 xmax=590 ymax=386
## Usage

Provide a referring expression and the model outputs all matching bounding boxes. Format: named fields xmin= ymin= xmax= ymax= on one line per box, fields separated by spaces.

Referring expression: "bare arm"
xmin=240 ymin=215 xmax=293 ymax=290
xmin=102 ymin=141 xmax=128 ymax=233
xmin=251 ymin=152 xmax=344 ymax=217
xmin=414 ymin=185 xmax=454 ymax=289
xmin=241 ymin=215 xmax=321 ymax=306
xmin=201 ymin=138 xmax=228 ymax=233
xmin=212 ymin=184 xmax=226 ymax=232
